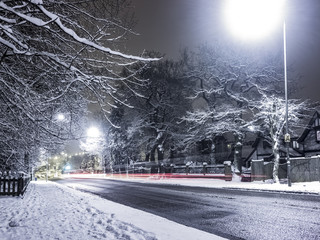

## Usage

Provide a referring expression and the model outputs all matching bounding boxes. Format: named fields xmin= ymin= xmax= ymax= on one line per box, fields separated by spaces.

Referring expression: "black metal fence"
xmin=109 ymin=162 xmax=226 ymax=175
xmin=0 ymin=175 xmax=31 ymax=196
xmin=104 ymin=161 xmax=232 ymax=180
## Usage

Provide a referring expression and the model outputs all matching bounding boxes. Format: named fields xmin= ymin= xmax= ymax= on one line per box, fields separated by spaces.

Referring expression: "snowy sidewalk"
xmin=0 ymin=181 xmax=225 ymax=240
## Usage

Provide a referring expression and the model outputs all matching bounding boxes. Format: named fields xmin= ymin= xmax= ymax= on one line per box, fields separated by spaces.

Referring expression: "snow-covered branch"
xmin=0 ymin=0 xmax=158 ymax=171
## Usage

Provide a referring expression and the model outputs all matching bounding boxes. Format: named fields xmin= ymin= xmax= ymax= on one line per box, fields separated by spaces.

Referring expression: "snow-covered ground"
xmin=0 ymin=181 xmax=225 ymax=240
xmin=0 ymin=177 xmax=318 ymax=240
xmin=122 ymin=176 xmax=320 ymax=195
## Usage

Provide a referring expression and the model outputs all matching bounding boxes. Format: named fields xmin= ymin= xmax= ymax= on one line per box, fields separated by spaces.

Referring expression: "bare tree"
xmin=0 ymin=0 xmax=157 ymax=171
xmin=180 ymin=44 xmax=288 ymax=172
xmin=107 ymin=57 xmax=193 ymax=164
xmin=248 ymin=94 xmax=308 ymax=182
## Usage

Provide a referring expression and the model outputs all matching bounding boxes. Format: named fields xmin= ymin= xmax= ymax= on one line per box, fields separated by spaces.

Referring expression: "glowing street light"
xmin=87 ymin=126 xmax=101 ymax=138
xmin=224 ymin=0 xmax=285 ymax=41
xmin=224 ymin=0 xmax=291 ymax=186
xmin=65 ymin=165 xmax=71 ymax=170
xmin=56 ymin=113 xmax=65 ymax=121
xmin=83 ymin=126 xmax=106 ymax=174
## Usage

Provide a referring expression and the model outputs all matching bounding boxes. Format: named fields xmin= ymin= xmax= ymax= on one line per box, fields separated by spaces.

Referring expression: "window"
xmin=292 ymin=140 xmax=299 ymax=149
xmin=316 ymin=130 xmax=320 ymax=142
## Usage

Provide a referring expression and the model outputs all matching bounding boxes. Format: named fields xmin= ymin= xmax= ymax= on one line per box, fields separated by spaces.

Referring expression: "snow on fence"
xmin=110 ymin=163 xmax=226 ymax=175
xmin=0 ymin=175 xmax=31 ymax=196
xmin=251 ymin=160 xmax=287 ymax=181
xmin=290 ymin=156 xmax=320 ymax=182
xmin=250 ymin=156 xmax=320 ymax=182
xmin=100 ymin=162 xmax=232 ymax=180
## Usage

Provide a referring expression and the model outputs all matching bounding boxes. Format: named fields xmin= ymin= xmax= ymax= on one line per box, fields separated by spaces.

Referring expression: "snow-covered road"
xmin=0 ymin=181 xmax=224 ymax=240
xmin=57 ymin=177 xmax=320 ymax=240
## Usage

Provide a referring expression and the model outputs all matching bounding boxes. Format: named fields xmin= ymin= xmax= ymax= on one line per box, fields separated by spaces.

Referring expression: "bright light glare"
xmin=56 ymin=113 xmax=65 ymax=121
xmin=224 ymin=0 xmax=285 ymax=41
xmin=65 ymin=165 xmax=71 ymax=170
xmin=87 ymin=127 xmax=101 ymax=138
xmin=248 ymin=126 xmax=255 ymax=131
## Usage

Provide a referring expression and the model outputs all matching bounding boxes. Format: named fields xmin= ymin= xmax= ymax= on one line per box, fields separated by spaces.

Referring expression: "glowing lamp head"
xmin=224 ymin=0 xmax=285 ymax=41
xmin=56 ymin=114 xmax=65 ymax=121
xmin=87 ymin=127 xmax=101 ymax=138
xmin=248 ymin=126 xmax=255 ymax=132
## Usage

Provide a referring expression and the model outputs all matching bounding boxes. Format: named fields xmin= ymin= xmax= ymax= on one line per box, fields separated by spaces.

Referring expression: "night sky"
xmin=127 ymin=0 xmax=320 ymax=102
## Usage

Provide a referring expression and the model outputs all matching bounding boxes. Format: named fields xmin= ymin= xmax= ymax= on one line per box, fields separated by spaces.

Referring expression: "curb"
xmin=222 ymin=187 xmax=320 ymax=195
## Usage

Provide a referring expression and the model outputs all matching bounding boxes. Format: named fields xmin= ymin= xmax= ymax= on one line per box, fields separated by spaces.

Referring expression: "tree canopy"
xmin=0 ymin=0 xmax=157 ymax=172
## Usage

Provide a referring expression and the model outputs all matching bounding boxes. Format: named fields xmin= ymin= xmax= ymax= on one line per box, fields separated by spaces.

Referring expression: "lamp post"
xmin=283 ymin=21 xmax=291 ymax=187
xmin=46 ymin=158 xmax=48 ymax=182
xmin=224 ymin=0 xmax=291 ymax=186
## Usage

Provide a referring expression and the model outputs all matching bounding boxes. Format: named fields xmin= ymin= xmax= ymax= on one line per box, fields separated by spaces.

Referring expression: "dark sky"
xmin=126 ymin=0 xmax=320 ymax=102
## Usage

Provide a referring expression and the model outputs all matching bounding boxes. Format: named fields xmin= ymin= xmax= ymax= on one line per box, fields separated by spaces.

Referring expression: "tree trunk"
xmin=150 ymin=148 xmax=156 ymax=162
xmin=233 ymin=136 xmax=243 ymax=174
xmin=157 ymin=148 xmax=164 ymax=161
xmin=145 ymin=153 xmax=150 ymax=162
xmin=272 ymin=148 xmax=280 ymax=183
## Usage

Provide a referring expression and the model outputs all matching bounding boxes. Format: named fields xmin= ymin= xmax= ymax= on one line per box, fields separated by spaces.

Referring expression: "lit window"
xmin=292 ymin=141 xmax=299 ymax=149
xmin=316 ymin=130 xmax=320 ymax=142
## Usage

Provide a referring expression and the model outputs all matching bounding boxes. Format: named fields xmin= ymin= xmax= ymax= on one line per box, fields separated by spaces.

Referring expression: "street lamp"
xmin=85 ymin=126 xmax=105 ymax=174
xmin=56 ymin=113 xmax=65 ymax=121
xmin=224 ymin=0 xmax=284 ymax=41
xmin=65 ymin=164 xmax=71 ymax=171
xmin=87 ymin=126 xmax=101 ymax=138
xmin=224 ymin=0 xmax=291 ymax=186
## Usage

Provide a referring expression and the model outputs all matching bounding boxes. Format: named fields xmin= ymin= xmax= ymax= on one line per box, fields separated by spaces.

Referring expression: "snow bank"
xmin=0 ymin=182 xmax=225 ymax=240
xmin=65 ymin=173 xmax=320 ymax=195
xmin=116 ymin=177 xmax=320 ymax=195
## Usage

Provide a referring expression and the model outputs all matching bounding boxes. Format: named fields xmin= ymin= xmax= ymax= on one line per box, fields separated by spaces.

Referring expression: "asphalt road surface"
xmin=56 ymin=178 xmax=320 ymax=240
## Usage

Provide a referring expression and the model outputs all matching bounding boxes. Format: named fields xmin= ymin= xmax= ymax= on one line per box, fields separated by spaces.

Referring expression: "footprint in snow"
xmin=9 ymin=220 xmax=19 ymax=227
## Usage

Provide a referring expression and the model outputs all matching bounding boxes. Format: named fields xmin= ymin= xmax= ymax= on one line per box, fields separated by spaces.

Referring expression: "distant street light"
xmin=56 ymin=113 xmax=65 ymax=121
xmin=224 ymin=0 xmax=291 ymax=186
xmin=248 ymin=126 xmax=255 ymax=132
xmin=65 ymin=165 xmax=71 ymax=170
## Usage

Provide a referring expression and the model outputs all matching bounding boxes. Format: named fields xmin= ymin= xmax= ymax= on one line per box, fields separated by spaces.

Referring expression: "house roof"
xmin=297 ymin=111 xmax=320 ymax=143
xmin=243 ymin=132 xmax=304 ymax=162
xmin=279 ymin=146 xmax=303 ymax=157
